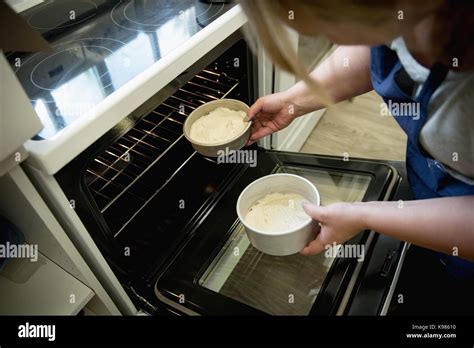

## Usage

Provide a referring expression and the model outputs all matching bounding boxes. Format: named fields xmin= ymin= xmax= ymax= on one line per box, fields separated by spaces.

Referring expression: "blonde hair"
xmin=240 ymin=0 xmax=334 ymax=105
xmin=240 ymin=0 xmax=474 ymax=103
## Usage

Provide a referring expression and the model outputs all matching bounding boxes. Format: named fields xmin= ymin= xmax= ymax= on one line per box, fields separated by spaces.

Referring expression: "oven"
xmin=8 ymin=0 xmax=411 ymax=315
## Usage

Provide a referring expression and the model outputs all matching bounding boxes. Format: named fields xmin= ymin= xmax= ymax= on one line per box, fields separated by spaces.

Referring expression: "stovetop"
xmin=6 ymin=0 xmax=234 ymax=139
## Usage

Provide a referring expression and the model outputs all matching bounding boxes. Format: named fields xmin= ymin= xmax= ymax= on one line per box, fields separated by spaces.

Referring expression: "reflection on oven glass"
xmin=105 ymin=32 xmax=155 ymax=89
xmin=280 ymin=166 xmax=371 ymax=206
xmin=9 ymin=0 xmax=234 ymax=139
xmin=199 ymin=166 xmax=371 ymax=315
xmin=155 ymin=7 xmax=196 ymax=56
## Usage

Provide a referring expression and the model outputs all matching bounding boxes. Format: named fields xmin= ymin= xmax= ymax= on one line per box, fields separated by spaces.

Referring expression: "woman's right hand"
xmin=246 ymin=92 xmax=298 ymax=145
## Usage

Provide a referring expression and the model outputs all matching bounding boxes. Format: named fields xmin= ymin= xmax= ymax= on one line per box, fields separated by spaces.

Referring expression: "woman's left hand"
xmin=300 ymin=202 xmax=368 ymax=255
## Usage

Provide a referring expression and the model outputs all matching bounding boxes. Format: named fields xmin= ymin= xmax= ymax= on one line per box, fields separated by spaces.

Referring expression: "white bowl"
xmin=236 ymin=173 xmax=320 ymax=256
xmin=183 ymin=99 xmax=251 ymax=157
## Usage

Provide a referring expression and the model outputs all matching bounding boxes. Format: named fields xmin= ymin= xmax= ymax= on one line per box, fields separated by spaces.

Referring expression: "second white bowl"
xmin=236 ymin=173 xmax=320 ymax=256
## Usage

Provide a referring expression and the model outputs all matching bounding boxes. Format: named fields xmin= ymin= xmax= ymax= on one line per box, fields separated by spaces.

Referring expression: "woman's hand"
xmin=300 ymin=202 xmax=367 ymax=255
xmin=246 ymin=92 xmax=299 ymax=145
xmin=245 ymin=46 xmax=374 ymax=145
xmin=301 ymin=197 xmax=474 ymax=261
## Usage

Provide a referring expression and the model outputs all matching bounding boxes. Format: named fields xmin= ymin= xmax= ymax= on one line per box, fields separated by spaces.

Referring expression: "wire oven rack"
xmin=84 ymin=69 xmax=240 ymax=236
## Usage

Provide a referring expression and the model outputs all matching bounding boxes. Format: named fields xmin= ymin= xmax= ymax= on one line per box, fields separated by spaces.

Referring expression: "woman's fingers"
xmin=302 ymin=202 xmax=327 ymax=222
xmin=300 ymin=235 xmax=326 ymax=255
xmin=300 ymin=203 xmax=329 ymax=255
xmin=246 ymin=97 xmax=265 ymax=121
xmin=246 ymin=113 xmax=277 ymax=144
xmin=249 ymin=125 xmax=275 ymax=143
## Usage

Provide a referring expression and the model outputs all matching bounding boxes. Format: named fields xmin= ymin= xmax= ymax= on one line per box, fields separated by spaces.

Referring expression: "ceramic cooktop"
xmin=6 ymin=0 xmax=233 ymax=139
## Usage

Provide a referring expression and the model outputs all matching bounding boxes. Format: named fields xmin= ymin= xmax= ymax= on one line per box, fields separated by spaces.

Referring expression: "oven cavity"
xmin=55 ymin=38 xmax=253 ymax=298
xmin=85 ymin=68 xmax=241 ymax=237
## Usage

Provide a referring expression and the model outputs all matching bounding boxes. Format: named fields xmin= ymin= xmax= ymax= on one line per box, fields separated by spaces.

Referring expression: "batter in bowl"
xmin=189 ymin=107 xmax=247 ymax=144
xmin=245 ymin=192 xmax=310 ymax=233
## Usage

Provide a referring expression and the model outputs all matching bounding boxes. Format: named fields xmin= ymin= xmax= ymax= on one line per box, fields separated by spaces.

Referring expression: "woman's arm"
xmin=301 ymin=196 xmax=474 ymax=261
xmin=284 ymin=45 xmax=373 ymax=117
xmin=246 ymin=45 xmax=373 ymax=143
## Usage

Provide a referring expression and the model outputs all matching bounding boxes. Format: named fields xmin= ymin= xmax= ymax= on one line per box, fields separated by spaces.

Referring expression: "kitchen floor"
xmin=300 ymin=91 xmax=407 ymax=161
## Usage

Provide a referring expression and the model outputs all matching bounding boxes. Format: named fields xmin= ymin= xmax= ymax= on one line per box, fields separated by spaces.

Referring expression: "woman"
xmin=239 ymin=0 xmax=474 ymax=277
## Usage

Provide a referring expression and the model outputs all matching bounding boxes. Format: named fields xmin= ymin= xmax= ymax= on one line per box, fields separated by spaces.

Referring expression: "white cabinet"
xmin=0 ymin=250 xmax=94 ymax=315
xmin=0 ymin=162 xmax=121 ymax=315
xmin=0 ymin=39 xmax=120 ymax=314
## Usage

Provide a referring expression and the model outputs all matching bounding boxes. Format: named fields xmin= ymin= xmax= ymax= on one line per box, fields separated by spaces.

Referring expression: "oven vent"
xmin=84 ymin=69 xmax=240 ymax=235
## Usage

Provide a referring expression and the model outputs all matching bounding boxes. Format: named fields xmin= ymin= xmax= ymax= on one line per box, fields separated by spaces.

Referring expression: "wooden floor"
xmin=301 ymin=91 xmax=407 ymax=161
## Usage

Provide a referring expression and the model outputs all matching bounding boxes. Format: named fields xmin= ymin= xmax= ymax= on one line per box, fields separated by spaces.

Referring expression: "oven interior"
xmin=56 ymin=32 xmax=256 ymax=309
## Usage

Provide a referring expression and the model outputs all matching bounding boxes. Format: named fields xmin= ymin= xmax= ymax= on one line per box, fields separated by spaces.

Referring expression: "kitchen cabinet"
xmin=0 ymin=250 xmax=94 ymax=315
xmin=0 ymin=164 xmax=120 ymax=315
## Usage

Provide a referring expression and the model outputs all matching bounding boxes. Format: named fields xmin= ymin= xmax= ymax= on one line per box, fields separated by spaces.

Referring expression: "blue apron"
xmin=370 ymin=45 xmax=474 ymax=278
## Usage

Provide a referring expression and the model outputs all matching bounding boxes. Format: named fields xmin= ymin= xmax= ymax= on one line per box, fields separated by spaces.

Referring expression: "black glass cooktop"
xmin=7 ymin=0 xmax=234 ymax=139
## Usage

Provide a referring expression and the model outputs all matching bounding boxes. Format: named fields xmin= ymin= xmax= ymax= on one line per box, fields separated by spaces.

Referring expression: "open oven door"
xmin=154 ymin=150 xmax=410 ymax=315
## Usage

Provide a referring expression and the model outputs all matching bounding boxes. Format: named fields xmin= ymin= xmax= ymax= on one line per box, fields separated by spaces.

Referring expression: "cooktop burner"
xmin=27 ymin=0 xmax=99 ymax=30
xmin=7 ymin=0 xmax=234 ymax=139
xmin=110 ymin=0 xmax=225 ymax=32
xmin=29 ymin=41 xmax=116 ymax=91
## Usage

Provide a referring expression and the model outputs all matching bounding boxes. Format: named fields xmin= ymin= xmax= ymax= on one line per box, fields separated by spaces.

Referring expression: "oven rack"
xmin=84 ymin=69 xmax=240 ymax=236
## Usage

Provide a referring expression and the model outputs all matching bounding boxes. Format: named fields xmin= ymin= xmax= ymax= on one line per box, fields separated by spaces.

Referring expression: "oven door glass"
xmin=155 ymin=152 xmax=395 ymax=315
xmin=198 ymin=167 xmax=371 ymax=315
